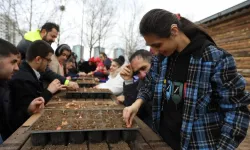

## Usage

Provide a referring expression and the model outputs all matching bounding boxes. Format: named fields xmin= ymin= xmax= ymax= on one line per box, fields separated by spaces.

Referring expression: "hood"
xmin=179 ymin=31 xmax=215 ymax=56
xmin=24 ymin=30 xmax=42 ymax=42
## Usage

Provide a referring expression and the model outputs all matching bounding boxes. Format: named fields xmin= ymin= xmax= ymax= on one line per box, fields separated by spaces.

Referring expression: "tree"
xmin=0 ymin=0 xmax=60 ymax=37
xmin=84 ymin=0 xmax=116 ymax=58
xmin=120 ymin=0 xmax=145 ymax=57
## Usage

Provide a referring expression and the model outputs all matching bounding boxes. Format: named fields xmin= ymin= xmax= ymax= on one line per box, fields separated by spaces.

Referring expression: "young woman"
xmin=49 ymin=44 xmax=71 ymax=76
xmin=123 ymin=9 xmax=250 ymax=150
xmin=96 ymin=56 xmax=125 ymax=96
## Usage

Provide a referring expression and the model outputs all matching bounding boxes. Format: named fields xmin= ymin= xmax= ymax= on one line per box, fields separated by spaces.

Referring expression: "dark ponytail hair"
xmin=139 ymin=9 xmax=214 ymax=42
xmin=113 ymin=55 xmax=125 ymax=67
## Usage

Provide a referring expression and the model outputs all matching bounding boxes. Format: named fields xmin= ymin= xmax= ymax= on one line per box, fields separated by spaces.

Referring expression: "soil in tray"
xmin=65 ymin=88 xmax=112 ymax=99
xmin=30 ymin=109 xmax=138 ymax=131
xmin=69 ymin=88 xmax=112 ymax=93
xmin=45 ymin=101 xmax=124 ymax=110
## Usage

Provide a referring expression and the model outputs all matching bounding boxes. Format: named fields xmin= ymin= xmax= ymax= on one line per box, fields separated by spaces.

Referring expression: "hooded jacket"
xmin=8 ymin=61 xmax=53 ymax=131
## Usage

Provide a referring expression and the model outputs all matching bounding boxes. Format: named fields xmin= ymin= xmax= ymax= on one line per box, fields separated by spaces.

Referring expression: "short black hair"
xmin=140 ymin=9 xmax=214 ymax=42
xmin=0 ymin=38 xmax=19 ymax=57
xmin=99 ymin=52 xmax=107 ymax=58
xmin=113 ymin=55 xmax=125 ymax=67
xmin=26 ymin=40 xmax=54 ymax=61
xmin=129 ymin=49 xmax=152 ymax=63
xmin=41 ymin=22 xmax=60 ymax=32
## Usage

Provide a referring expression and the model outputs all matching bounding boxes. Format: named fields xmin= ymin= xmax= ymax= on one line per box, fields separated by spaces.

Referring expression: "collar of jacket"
xmin=19 ymin=61 xmax=41 ymax=82
xmin=0 ymin=80 xmax=8 ymax=89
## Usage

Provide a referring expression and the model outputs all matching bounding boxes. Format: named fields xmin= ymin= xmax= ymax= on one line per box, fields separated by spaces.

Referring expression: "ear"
xmin=170 ymin=24 xmax=179 ymax=36
xmin=35 ymin=56 xmax=42 ymax=63
xmin=40 ymin=29 xmax=47 ymax=36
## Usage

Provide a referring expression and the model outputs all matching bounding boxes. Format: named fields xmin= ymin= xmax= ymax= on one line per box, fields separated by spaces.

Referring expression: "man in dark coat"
xmin=0 ymin=39 xmax=44 ymax=141
xmin=9 ymin=40 xmax=65 ymax=132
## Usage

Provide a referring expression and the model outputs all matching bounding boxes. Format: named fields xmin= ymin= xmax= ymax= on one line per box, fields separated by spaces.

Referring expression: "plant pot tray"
xmin=29 ymin=109 xmax=139 ymax=146
xmin=76 ymin=80 xmax=99 ymax=88
xmin=45 ymin=100 xmax=124 ymax=110
xmin=66 ymin=88 xmax=112 ymax=99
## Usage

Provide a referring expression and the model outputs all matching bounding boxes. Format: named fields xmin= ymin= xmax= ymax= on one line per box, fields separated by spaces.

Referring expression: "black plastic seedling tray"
xmin=29 ymin=109 xmax=139 ymax=146
xmin=45 ymin=100 xmax=124 ymax=110
xmin=66 ymin=88 xmax=112 ymax=100
xmin=76 ymin=80 xmax=99 ymax=88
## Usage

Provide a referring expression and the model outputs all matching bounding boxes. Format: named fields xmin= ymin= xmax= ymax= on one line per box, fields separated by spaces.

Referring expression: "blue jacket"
xmin=137 ymin=42 xmax=250 ymax=149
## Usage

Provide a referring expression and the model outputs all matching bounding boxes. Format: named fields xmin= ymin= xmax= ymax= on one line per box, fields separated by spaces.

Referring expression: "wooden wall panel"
xmin=201 ymin=11 xmax=250 ymax=90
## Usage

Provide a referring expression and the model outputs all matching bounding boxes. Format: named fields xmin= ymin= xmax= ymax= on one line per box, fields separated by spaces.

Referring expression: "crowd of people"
xmin=0 ymin=8 xmax=250 ymax=150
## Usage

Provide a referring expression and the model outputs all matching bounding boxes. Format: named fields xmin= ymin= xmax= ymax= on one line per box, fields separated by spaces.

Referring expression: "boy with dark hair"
xmin=0 ymin=39 xmax=44 ymax=141
xmin=9 ymin=40 xmax=65 ymax=132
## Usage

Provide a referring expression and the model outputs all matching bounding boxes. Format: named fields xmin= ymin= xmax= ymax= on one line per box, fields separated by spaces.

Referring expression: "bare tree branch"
xmin=120 ymin=0 xmax=145 ymax=57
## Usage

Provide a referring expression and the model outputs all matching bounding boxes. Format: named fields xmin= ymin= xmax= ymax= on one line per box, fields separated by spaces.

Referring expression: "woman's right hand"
xmin=123 ymin=99 xmax=143 ymax=127
xmin=123 ymin=106 xmax=138 ymax=127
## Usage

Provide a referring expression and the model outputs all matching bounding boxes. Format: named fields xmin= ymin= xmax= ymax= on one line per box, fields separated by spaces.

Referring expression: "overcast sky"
xmin=143 ymin=0 xmax=246 ymax=22
xmin=51 ymin=0 xmax=246 ymax=59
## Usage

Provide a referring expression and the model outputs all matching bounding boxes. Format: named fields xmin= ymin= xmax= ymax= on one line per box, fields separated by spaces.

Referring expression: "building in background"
xmin=94 ymin=46 xmax=105 ymax=57
xmin=0 ymin=14 xmax=23 ymax=46
xmin=114 ymin=48 xmax=125 ymax=58
xmin=72 ymin=45 xmax=84 ymax=61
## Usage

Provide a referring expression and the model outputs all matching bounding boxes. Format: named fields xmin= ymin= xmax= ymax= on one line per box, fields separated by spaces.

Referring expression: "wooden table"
xmin=0 ymin=115 xmax=171 ymax=150
xmin=0 ymin=91 xmax=172 ymax=150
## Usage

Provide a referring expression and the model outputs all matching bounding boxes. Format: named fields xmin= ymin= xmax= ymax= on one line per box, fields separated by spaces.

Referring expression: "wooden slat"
xmin=238 ymin=69 xmax=250 ymax=77
xmin=219 ymin=39 xmax=250 ymax=50
xmin=236 ymin=64 xmax=250 ymax=69
xmin=89 ymin=142 xmax=109 ymax=150
xmin=216 ymin=34 xmax=250 ymax=45
xmin=229 ymin=49 xmax=250 ymax=57
xmin=134 ymin=117 xmax=172 ymax=150
xmin=208 ymin=11 xmax=250 ymax=30
xmin=0 ymin=127 xmax=30 ymax=150
xmin=212 ymin=27 xmax=250 ymax=42
xmin=128 ymin=133 xmax=152 ymax=150
xmin=109 ymin=141 xmax=130 ymax=150
xmin=246 ymin=86 xmax=250 ymax=91
xmin=134 ymin=117 xmax=161 ymax=142
xmin=235 ymin=57 xmax=250 ymax=62
xmin=22 ymin=113 xmax=41 ymax=127
xmin=244 ymin=77 xmax=250 ymax=85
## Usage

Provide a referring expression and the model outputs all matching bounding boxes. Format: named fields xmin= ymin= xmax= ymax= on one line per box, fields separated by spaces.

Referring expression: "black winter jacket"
xmin=8 ymin=61 xmax=53 ymax=131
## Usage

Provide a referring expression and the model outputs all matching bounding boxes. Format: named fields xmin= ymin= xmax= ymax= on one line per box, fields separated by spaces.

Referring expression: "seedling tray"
xmin=76 ymin=80 xmax=99 ymax=88
xmin=30 ymin=110 xmax=139 ymax=146
xmin=45 ymin=100 xmax=124 ymax=110
xmin=71 ymin=76 xmax=95 ymax=81
xmin=66 ymin=88 xmax=112 ymax=100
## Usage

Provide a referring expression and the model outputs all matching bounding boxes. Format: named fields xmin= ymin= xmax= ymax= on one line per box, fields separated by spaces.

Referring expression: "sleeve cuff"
xmin=124 ymin=79 xmax=133 ymax=85
xmin=64 ymin=79 xmax=70 ymax=86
